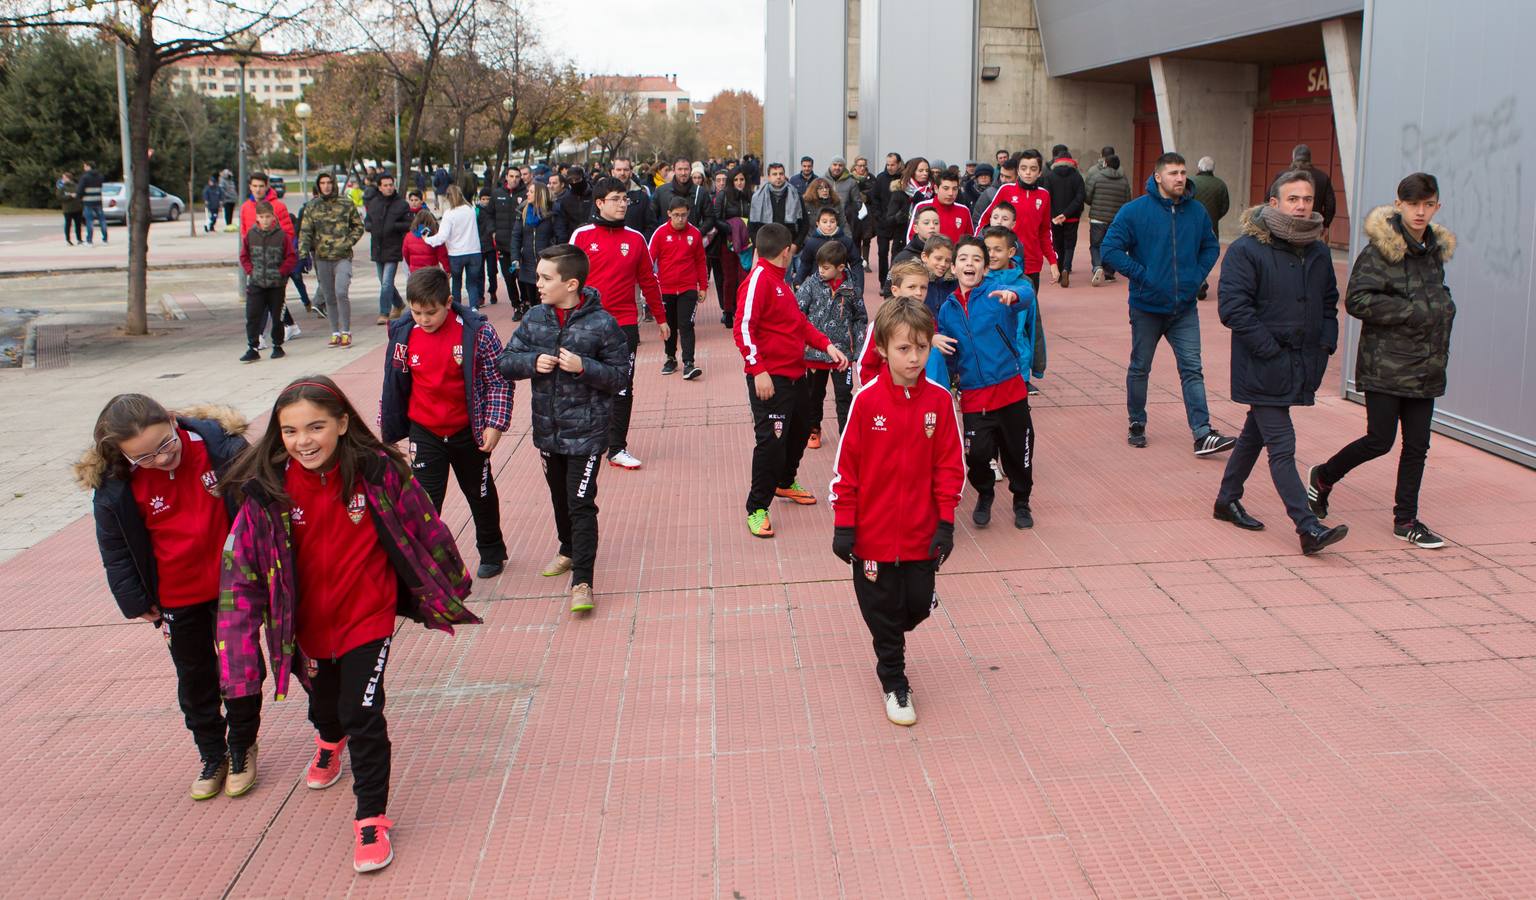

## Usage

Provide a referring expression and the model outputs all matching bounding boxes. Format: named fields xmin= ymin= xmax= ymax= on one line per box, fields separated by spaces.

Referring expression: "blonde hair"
xmin=872 ymin=296 xmax=936 ymax=349
xmin=444 ymin=184 xmax=467 ymax=209
xmin=888 ymin=259 xmax=930 ymax=289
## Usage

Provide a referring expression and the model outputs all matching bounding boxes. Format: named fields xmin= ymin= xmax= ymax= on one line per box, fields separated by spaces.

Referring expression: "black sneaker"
xmin=661 ymin=359 xmax=679 ymax=376
xmin=972 ymin=493 xmax=993 ymax=528
xmin=1195 ymin=431 xmax=1237 ymax=456
xmin=270 ymin=346 xmax=286 ymax=360
xmin=476 ymin=561 xmax=505 ymax=579
xmin=720 ymin=312 xmax=732 ymax=326
xmin=682 ymin=365 xmax=702 ymax=381
xmin=1127 ymin=422 xmax=1147 ymax=448
xmin=239 ymin=347 xmax=260 ymax=363
xmin=1014 ymin=506 xmax=1034 ymax=529
xmin=1306 ymin=465 xmax=1331 ymax=518
xmin=512 ymin=308 xmax=524 ymax=322
xmin=1394 ymin=520 xmax=1446 ymax=549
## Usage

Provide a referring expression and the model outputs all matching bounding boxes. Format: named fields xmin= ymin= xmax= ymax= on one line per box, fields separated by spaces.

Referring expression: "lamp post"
xmin=295 ymin=101 xmax=312 ymax=202
xmin=502 ymin=96 xmax=515 ymax=172
xmin=450 ymin=127 xmax=460 ymax=175
xmin=230 ymin=31 xmax=258 ymax=294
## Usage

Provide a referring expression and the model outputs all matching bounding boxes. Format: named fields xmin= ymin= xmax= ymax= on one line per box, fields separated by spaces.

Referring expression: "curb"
xmin=0 ymin=260 xmax=237 ymax=279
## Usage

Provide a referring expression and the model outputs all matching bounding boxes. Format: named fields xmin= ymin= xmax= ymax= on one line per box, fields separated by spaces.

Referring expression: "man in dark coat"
xmin=1191 ymin=156 xmax=1232 ymax=300
xmin=1272 ymin=144 xmax=1337 ymax=230
xmin=1041 ymin=145 xmax=1087 ymax=287
xmin=609 ymin=158 xmax=655 ymax=234
xmin=869 ymin=152 xmax=904 ymax=291
xmin=1213 ymin=170 xmax=1349 ymax=555
xmin=363 ymin=172 xmax=413 ymax=322
xmin=491 ymin=168 xmax=527 ymax=293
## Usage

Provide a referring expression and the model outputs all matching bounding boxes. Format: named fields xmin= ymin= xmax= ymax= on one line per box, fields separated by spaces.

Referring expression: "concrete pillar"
xmin=1150 ymin=56 xmax=1259 ymax=238
xmin=764 ymin=0 xmax=793 ymax=166
xmin=765 ymin=0 xmax=848 ymax=168
xmin=846 ymin=0 xmax=861 ymax=162
xmin=861 ymin=0 xmax=976 ymax=167
xmin=1321 ymin=17 xmax=1362 ymax=203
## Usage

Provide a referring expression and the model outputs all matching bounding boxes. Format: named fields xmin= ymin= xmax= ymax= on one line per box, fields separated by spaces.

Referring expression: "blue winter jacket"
xmin=931 ymin=268 xmax=1040 ymax=393
xmin=1101 ymin=176 xmax=1220 ymax=315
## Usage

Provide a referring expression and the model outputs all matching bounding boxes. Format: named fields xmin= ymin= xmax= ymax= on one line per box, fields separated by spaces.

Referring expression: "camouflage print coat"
xmin=1347 ymin=205 xmax=1457 ymax=399
xmin=297 ymin=191 xmax=365 ymax=261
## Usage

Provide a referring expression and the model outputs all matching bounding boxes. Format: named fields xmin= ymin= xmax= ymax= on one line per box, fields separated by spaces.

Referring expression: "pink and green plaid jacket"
xmin=217 ymin=452 xmax=481 ymax=701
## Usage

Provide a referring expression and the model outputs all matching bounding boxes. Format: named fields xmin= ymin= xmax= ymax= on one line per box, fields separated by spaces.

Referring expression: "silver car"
xmin=102 ymin=183 xmax=185 ymax=224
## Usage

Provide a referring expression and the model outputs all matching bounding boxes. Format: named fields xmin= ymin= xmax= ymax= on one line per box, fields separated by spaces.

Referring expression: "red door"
xmin=1251 ymin=105 xmax=1350 ymax=247
xmin=1133 ymin=117 xmax=1160 ymax=198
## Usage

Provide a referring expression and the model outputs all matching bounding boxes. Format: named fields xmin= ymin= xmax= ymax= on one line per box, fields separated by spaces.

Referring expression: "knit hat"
xmin=831 ymin=156 xmax=846 ymax=166
xmin=930 ymin=158 xmax=947 ymax=173
xmin=691 ymin=161 xmax=705 ymax=178
xmin=976 ymin=164 xmax=995 ymax=177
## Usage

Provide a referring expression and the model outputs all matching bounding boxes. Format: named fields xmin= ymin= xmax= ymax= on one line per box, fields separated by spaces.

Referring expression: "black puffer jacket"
xmin=364 ymin=191 xmax=412 ymax=263
xmin=497 ymin=288 xmax=630 ymax=456
xmin=491 ymin=184 xmax=527 ymax=251
xmin=90 ymin=414 xmax=249 ymax=619
xmin=1217 ymin=207 xmax=1339 ymax=407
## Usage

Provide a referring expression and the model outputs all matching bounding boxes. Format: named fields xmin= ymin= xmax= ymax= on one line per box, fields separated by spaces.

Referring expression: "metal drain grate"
xmin=31 ymin=325 xmax=68 ymax=370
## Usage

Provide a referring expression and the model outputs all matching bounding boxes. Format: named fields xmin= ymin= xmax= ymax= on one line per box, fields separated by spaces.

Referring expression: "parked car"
xmin=269 ymin=175 xmax=286 ymax=198
xmin=102 ymin=183 xmax=184 ymax=224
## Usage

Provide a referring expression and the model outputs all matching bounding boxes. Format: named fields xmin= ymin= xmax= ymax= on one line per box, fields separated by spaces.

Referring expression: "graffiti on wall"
xmin=1401 ymin=95 xmax=1524 ymax=278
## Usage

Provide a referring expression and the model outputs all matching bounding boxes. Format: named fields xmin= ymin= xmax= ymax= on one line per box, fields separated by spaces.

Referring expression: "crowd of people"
xmin=75 ymin=138 xmax=1457 ymax=874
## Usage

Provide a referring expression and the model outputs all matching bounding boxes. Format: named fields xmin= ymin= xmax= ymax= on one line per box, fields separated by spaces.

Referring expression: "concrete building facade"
xmin=767 ymin=0 xmax=1535 ymax=465
xmin=167 ymin=54 xmax=325 ymax=108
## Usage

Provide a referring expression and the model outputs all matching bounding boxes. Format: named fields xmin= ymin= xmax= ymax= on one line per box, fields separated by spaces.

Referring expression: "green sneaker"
xmin=570 ymin=583 xmax=594 ymax=612
xmin=774 ymin=482 xmax=816 ymax=505
xmin=747 ymin=508 xmax=775 ymax=538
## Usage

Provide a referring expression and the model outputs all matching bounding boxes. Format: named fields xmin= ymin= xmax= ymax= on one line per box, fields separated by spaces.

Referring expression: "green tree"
xmin=0 ymin=32 xmax=121 ymax=207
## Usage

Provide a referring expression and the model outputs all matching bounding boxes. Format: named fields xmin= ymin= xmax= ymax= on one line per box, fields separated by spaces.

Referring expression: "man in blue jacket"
xmin=1213 ymin=171 xmax=1349 ymax=555
xmin=1102 ymin=152 xmax=1235 ymax=456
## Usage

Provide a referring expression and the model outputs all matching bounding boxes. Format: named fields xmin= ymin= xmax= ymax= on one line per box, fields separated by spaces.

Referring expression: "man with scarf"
xmin=1212 ymin=169 xmax=1349 ymax=555
xmin=749 ymin=163 xmax=804 ymax=245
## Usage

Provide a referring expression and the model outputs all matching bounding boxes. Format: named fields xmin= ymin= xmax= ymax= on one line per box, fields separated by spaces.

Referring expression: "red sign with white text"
xmin=1270 ymin=61 xmax=1332 ymax=102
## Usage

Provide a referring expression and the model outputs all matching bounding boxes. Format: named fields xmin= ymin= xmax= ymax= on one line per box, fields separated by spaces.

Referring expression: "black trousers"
xmin=541 ymin=450 xmax=601 ymax=587
xmin=498 ymin=251 xmax=518 ymax=301
xmin=482 ymin=249 xmax=499 ymax=300
xmin=162 ymin=600 xmax=262 ymax=760
xmin=803 ymin=367 xmax=854 ymax=436
xmin=516 ymin=278 xmax=539 ymax=313
xmin=876 ymin=234 xmax=898 ymax=288
xmin=1217 ymin=405 xmax=1319 ymax=534
xmin=245 ymin=283 xmax=286 ymax=348
xmin=662 ymin=291 xmax=698 ymax=365
xmin=409 ymin=423 xmax=506 ymax=564
xmin=852 ymin=558 xmax=937 ymax=693
xmin=63 ymin=211 xmax=84 ymax=242
xmin=1051 ymin=221 xmax=1079 ymax=273
xmin=963 ymin=397 xmax=1034 ymax=511
xmin=307 ymin=637 xmax=392 ymax=819
xmin=745 ymin=373 xmax=813 ymax=513
xmin=608 ymin=323 xmax=640 ymax=456
xmin=1318 ymin=392 xmax=1434 ymax=525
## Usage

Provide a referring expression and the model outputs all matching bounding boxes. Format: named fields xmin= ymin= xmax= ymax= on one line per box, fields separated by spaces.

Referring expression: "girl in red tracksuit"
xmin=829 ymin=297 xmax=964 ymax=727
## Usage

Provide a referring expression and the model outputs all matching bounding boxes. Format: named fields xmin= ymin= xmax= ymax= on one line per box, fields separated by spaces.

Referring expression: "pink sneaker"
xmin=353 ymin=815 xmax=395 ymax=872
xmin=306 ymin=736 xmax=347 ymax=789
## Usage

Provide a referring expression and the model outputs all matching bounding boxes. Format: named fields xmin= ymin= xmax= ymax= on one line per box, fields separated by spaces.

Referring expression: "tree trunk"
xmin=125 ymin=15 xmax=159 ymax=336
xmin=400 ymin=56 xmax=437 ymax=171
xmin=187 ymin=139 xmax=196 ymax=237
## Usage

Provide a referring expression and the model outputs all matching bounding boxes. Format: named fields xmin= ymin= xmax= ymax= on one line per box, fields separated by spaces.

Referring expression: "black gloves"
xmin=930 ymin=521 xmax=955 ymax=569
xmin=832 ymin=526 xmax=856 ymax=563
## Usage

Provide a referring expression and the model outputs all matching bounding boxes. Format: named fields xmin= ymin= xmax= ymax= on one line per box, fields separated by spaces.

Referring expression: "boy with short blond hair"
xmin=830 ymin=297 xmax=964 ymax=726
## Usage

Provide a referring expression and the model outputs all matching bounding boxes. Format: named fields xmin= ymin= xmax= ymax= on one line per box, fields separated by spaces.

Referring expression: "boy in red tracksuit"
xmin=572 ymin=177 xmax=669 ymax=470
xmin=734 ymin=223 xmax=849 ymax=538
xmin=976 ymin=150 xmax=1059 ymax=291
xmin=907 ymin=169 xmax=975 ymax=245
xmin=648 ymin=195 xmax=709 ymax=380
xmin=831 ymin=296 xmax=964 ymax=726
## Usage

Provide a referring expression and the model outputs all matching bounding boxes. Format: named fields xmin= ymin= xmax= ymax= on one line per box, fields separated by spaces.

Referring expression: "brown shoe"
xmin=570 ymin=583 xmax=594 ymax=612
xmin=225 ymin=744 xmax=257 ymax=797
xmin=388 ymin=306 xmax=404 ymax=320
xmin=540 ymin=554 xmax=573 ymax=578
xmin=1059 ymin=270 xmax=1070 ymax=289
xmin=376 ymin=315 xmax=389 ymax=325
xmin=191 ymin=756 xmax=227 ymax=801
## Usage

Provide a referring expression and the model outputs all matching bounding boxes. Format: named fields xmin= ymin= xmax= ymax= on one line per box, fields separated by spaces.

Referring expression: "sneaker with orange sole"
xmin=340 ymin=333 xmax=353 ymax=348
xmin=306 ymin=735 xmax=347 ymax=789
xmin=747 ymin=509 xmax=774 ymax=538
xmin=353 ymin=815 xmax=395 ymax=873
xmin=775 ymin=481 xmax=816 ymax=505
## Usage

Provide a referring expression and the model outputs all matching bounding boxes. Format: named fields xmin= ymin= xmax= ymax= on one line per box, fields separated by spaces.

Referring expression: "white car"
xmin=102 ymin=183 xmax=184 ymax=224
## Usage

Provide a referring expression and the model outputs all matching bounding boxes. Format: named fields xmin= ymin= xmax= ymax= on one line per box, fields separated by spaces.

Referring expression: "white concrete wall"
xmin=859 ymin=0 xmax=976 ymax=165
xmin=764 ymin=0 xmax=794 ymax=167
xmin=1151 ymin=57 xmax=1259 ymax=239
xmin=790 ymin=0 xmax=849 ymax=168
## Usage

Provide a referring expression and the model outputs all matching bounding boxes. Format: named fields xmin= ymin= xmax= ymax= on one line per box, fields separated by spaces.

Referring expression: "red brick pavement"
xmin=4 ymin=263 xmax=1536 ymax=898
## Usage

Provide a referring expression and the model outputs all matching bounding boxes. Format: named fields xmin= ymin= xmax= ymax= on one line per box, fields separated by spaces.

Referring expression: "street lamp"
xmin=450 ymin=127 xmax=460 ymax=174
xmin=295 ymin=101 xmax=312 ymax=202
xmin=502 ymin=97 xmax=515 ymax=172
xmin=230 ymin=31 xmax=258 ymax=294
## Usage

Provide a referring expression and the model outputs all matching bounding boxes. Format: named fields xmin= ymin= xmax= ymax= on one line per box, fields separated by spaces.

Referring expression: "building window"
xmin=648 ymin=98 xmax=666 ymax=114
xmin=222 ymin=69 xmax=236 ymax=77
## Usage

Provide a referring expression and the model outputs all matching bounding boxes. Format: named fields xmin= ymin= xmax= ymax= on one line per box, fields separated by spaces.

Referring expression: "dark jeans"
xmin=1127 ymin=305 xmax=1211 ymax=439
xmin=162 ymin=600 xmax=262 ymax=760
xmin=1318 ymin=392 xmax=1434 ymax=525
xmin=745 ymin=373 xmax=813 ymax=513
xmin=63 ymin=211 xmax=84 ymax=243
xmin=662 ymin=291 xmax=698 ymax=365
xmin=449 ymin=253 xmax=484 ymax=309
xmin=541 ymin=450 xmax=601 ymax=587
xmin=83 ymin=203 xmax=107 ymax=243
xmin=222 ymin=201 xmax=235 ymax=226
xmin=1216 ymin=405 xmax=1319 ymax=534
xmin=307 ymin=637 xmax=392 ymax=819
xmin=482 ymin=249 xmax=499 ymax=301
xmin=1089 ymin=222 xmax=1116 ymax=275
xmin=290 ymin=271 xmax=312 ymax=307
xmin=244 ymin=283 xmax=286 ymax=349
xmin=1051 ymin=221 xmax=1079 ymax=273
xmin=409 ymin=423 xmax=506 ymax=565
xmin=499 ymin=251 xmax=520 ymax=306
xmin=963 ymin=397 xmax=1034 ymax=511
xmin=803 ymin=366 xmax=854 ymax=436
xmin=852 ymin=558 xmax=937 ymax=693
xmin=608 ymin=324 xmax=640 ymax=455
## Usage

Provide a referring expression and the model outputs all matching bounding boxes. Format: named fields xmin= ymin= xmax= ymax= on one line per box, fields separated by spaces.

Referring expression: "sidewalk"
xmin=0 ymin=217 xmax=240 ymax=275
xmin=2 ymin=266 xmax=1535 ymax=898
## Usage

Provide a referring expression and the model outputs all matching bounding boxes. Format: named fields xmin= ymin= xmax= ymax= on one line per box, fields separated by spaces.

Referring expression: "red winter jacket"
xmin=239 ymin=192 xmax=295 ymax=241
xmin=906 ymin=198 xmax=974 ymax=245
xmin=830 ymin=368 xmax=965 ymax=562
xmin=976 ymin=183 xmax=1057 ymax=275
xmin=733 ymin=260 xmax=831 ymax=378
xmin=647 ymin=222 xmax=709 ymax=294
xmin=403 ymin=230 xmax=449 ymax=272
xmin=570 ymin=219 xmax=665 ymax=326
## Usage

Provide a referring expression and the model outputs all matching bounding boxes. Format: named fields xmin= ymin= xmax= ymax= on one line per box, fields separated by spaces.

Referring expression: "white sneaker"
xmin=884 ymin=689 xmax=916 ymax=726
xmin=991 ymin=459 xmax=1004 ymax=482
xmin=257 ymin=335 xmax=270 ymax=350
xmin=608 ymin=449 xmax=642 ymax=470
xmin=863 ymin=259 xmax=873 ymax=272
xmin=285 ymin=324 xmax=301 ymax=341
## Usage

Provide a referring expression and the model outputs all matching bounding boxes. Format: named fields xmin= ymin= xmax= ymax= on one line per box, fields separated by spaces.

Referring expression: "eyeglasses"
xmin=124 ymin=431 xmax=181 ymax=468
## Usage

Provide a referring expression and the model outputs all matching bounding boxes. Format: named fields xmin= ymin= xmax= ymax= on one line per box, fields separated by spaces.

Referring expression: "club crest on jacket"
xmin=452 ymin=344 xmax=464 ymax=366
xmin=201 ymin=469 xmax=219 ymax=494
xmin=347 ymin=491 xmax=366 ymax=525
xmin=924 ymin=411 xmax=937 ymax=438
xmin=619 ymin=242 xmax=630 ymax=256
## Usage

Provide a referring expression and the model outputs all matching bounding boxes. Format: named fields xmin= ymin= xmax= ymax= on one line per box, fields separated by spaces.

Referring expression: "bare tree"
xmin=0 ymin=0 xmax=312 ymax=334
xmin=161 ymin=87 xmax=212 ymax=237
xmin=584 ymin=77 xmax=646 ymax=162
xmin=515 ymin=62 xmax=591 ymax=163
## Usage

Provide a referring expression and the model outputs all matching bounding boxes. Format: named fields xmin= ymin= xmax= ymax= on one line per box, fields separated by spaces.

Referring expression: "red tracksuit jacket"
xmin=734 ymin=260 xmax=832 ymax=378
xmin=830 ymin=366 xmax=965 ymax=562
xmin=647 ymin=222 xmax=709 ymax=294
xmin=977 ymin=183 xmax=1057 ymax=275
xmin=570 ymin=219 xmax=666 ymax=326
xmin=906 ymin=198 xmax=975 ymax=245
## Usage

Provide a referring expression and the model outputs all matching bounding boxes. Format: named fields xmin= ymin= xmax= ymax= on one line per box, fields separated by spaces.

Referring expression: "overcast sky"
xmin=530 ymin=0 xmax=765 ymax=102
